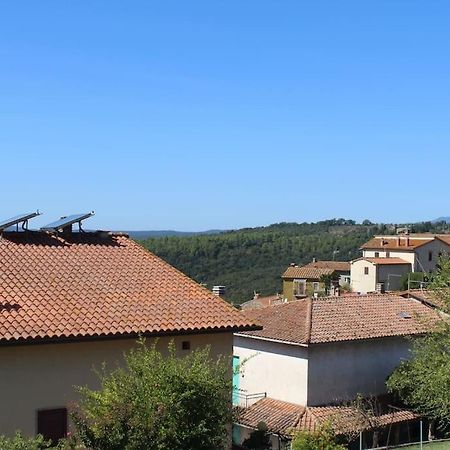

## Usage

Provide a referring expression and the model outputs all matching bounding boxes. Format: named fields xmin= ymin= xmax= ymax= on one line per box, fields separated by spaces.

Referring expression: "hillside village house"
xmin=282 ymin=260 xmax=350 ymax=301
xmin=351 ymin=233 xmax=450 ymax=293
xmin=233 ymin=294 xmax=439 ymax=448
xmin=0 ymin=213 xmax=258 ymax=444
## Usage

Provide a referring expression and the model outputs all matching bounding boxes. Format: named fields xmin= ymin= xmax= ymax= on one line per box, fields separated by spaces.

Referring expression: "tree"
xmin=291 ymin=423 xmax=346 ymax=450
xmin=71 ymin=339 xmax=232 ymax=450
xmin=387 ymin=256 xmax=450 ymax=435
xmin=0 ymin=432 xmax=52 ymax=450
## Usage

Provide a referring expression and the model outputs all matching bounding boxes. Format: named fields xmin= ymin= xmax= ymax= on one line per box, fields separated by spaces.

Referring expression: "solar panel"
xmin=41 ymin=212 xmax=94 ymax=232
xmin=0 ymin=211 xmax=41 ymax=231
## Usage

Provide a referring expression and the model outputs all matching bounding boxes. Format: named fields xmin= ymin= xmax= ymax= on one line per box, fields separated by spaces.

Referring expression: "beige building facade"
xmin=0 ymin=332 xmax=233 ymax=437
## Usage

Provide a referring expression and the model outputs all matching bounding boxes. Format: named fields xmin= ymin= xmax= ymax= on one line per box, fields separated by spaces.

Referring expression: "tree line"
xmin=138 ymin=219 xmax=449 ymax=304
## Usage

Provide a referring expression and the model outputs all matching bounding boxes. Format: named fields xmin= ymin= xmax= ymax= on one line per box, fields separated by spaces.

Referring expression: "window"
xmin=293 ymin=279 xmax=306 ymax=297
xmin=386 ymin=251 xmax=390 ymax=257
xmin=374 ymin=252 xmax=380 ymax=258
xmin=37 ymin=408 xmax=67 ymax=444
xmin=313 ymin=282 xmax=320 ymax=292
xmin=429 ymin=251 xmax=433 ymax=262
xmin=364 ymin=267 xmax=369 ymax=275
xmin=182 ymin=340 xmax=191 ymax=350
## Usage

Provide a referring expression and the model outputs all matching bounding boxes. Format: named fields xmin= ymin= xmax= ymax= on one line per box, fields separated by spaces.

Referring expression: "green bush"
xmin=71 ymin=339 xmax=232 ymax=450
xmin=291 ymin=423 xmax=346 ymax=450
xmin=0 ymin=431 xmax=52 ymax=450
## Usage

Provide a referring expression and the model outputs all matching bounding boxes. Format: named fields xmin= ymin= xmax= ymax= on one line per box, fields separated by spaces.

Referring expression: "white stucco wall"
xmin=233 ymin=335 xmax=309 ymax=405
xmin=362 ymin=240 xmax=450 ymax=273
xmin=307 ymin=336 xmax=411 ymax=406
xmin=363 ymin=249 xmax=416 ymax=267
xmin=0 ymin=332 xmax=233 ymax=438
xmin=351 ymin=259 xmax=376 ymax=293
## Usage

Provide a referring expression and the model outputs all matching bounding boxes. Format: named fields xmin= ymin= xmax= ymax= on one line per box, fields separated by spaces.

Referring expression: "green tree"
xmin=0 ymin=432 xmax=52 ymax=450
xmin=71 ymin=339 xmax=232 ymax=450
xmin=291 ymin=423 xmax=346 ymax=450
xmin=387 ymin=256 xmax=450 ymax=433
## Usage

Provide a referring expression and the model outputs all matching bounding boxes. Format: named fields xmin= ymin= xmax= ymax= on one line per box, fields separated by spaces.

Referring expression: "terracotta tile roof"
xmin=238 ymin=299 xmax=311 ymax=345
xmin=0 ymin=231 xmax=260 ymax=343
xmin=361 ymin=234 xmax=450 ymax=251
xmin=353 ymin=257 xmax=411 ymax=266
xmin=303 ymin=260 xmax=350 ymax=272
xmin=240 ymin=294 xmax=283 ymax=311
xmin=239 ymin=294 xmax=440 ymax=345
xmin=235 ymin=397 xmax=418 ymax=437
xmin=282 ymin=266 xmax=335 ymax=280
xmin=400 ymin=289 xmax=449 ymax=310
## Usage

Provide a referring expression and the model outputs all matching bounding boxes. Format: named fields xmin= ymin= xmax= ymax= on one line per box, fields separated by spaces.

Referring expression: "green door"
xmin=232 ymin=355 xmax=240 ymax=405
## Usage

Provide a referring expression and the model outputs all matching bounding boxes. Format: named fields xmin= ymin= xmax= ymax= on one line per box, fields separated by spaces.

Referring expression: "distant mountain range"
xmin=433 ymin=217 xmax=450 ymax=224
xmin=125 ymin=229 xmax=225 ymax=239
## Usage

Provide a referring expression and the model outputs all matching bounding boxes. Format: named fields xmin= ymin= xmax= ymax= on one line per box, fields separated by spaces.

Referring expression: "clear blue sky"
xmin=1 ymin=1 xmax=449 ymax=231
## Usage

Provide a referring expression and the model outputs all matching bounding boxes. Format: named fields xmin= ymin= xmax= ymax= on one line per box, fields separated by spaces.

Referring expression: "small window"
xmin=429 ymin=251 xmax=433 ymax=262
xmin=293 ymin=279 xmax=306 ymax=297
xmin=386 ymin=251 xmax=390 ymax=257
xmin=313 ymin=282 xmax=320 ymax=292
xmin=37 ymin=408 xmax=67 ymax=444
xmin=182 ymin=340 xmax=191 ymax=350
xmin=364 ymin=267 xmax=369 ymax=275
xmin=374 ymin=252 xmax=380 ymax=258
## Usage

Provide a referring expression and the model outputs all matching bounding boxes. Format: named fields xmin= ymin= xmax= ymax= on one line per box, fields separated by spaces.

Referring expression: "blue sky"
xmin=1 ymin=1 xmax=449 ymax=230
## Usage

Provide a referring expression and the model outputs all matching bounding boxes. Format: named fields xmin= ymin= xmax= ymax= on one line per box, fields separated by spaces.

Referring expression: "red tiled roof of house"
xmin=238 ymin=294 xmax=441 ymax=345
xmin=353 ymin=257 xmax=411 ymax=266
xmin=235 ymin=397 xmax=418 ymax=437
xmin=360 ymin=234 xmax=450 ymax=251
xmin=400 ymin=289 xmax=449 ymax=310
xmin=282 ymin=266 xmax=335 ymax=280
xmin=0 ymin=231 xmax=260 ymax=343
xmin=303 ymin=260 xmax=351 ymax=272
xmin=240 ymin=294 xmax=283 ymax=311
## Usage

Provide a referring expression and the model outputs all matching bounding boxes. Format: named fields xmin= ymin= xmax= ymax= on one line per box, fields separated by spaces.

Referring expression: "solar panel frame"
xmin=40 ymin=212 xmax=95 ymax=232
xmin=0 ymin=212 xmax=41 ymax=231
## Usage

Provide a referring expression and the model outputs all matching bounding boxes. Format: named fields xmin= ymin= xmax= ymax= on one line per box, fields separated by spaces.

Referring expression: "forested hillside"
xmin=139 ymin=219 xmax=449 ymax=304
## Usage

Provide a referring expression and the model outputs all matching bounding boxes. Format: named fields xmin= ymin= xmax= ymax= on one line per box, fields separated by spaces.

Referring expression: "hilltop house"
xmin=0 ymin=213 xmax=259 ymax=444
xmin=233 ymin=294 xmax=439 ymax=448
xmin=351 ymin=233 xmax=450 ymax=293
xmin=282 ymin=260 xmax=350 ymax=301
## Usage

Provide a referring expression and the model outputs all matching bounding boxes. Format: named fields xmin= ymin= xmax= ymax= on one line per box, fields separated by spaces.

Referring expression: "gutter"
xmin=233 ymin=333 xmax=309 ymax=348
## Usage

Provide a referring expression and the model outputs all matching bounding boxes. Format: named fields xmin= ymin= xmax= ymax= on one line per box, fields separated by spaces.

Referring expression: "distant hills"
xmin=125 ymin=229 xmax=224 ymax=240
xmin=136 ymin=219 xmax=450 ymax=304
xmin=433 ymin=217 xmax=450 ymax=224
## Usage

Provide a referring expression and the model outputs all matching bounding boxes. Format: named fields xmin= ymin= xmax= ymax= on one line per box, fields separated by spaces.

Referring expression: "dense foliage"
xmin=291 ymin=423 xmax=346 ymax=450
xmin=387 ymin=257 xmax=450 ymax=429
xmin=0 ymin=432 xmax=53 ymax=450
xmin=72 ymin=339 xmax=232 ymax=450
xmin=139 ymin=219 xmax=449 ymax=303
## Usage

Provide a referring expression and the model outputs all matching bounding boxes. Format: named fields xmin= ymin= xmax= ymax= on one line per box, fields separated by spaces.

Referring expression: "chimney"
xmin=290 ymin=262 xmax=296 ymax=267
xmin=312 ymin=257 xmax=317 ymax=263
